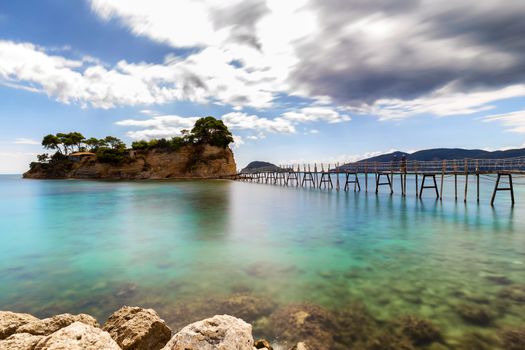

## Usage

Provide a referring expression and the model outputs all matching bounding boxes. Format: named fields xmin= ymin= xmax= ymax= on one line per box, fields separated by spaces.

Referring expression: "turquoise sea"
xmin=1 ymin=174 xmax=524 ymax=349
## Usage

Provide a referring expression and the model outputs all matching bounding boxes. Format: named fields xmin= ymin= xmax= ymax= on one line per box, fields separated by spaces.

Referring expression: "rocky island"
xmin=23 ymin=117 xmax=237 ymax=180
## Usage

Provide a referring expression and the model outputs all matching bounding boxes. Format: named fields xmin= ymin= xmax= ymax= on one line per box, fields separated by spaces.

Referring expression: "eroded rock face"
xmin=0 ymin=311 xmax=39 ymax=340
xmin=0 ymin=333 xmax=43 ymax=350
xmin=16 ymin=313 xmax=99 ymax=336
xmin=24 ymin=145 xmax=237 ymax=180
xmin=34 ymin=322 xmax=121 ymax=350
xmin=103 ymin=306 xmax=171 ymax=350
xmin=162 ymin=314 xmax=253 ymax=350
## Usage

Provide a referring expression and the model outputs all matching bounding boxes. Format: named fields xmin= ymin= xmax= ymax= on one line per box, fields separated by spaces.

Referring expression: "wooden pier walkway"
xmin=233 ymin=158 xmax=525 ymax=206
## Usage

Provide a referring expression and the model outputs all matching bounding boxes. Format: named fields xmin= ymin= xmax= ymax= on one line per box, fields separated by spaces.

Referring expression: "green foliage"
xmin=131 ymin=140 xmax=149 ymax=150
xmin=103 ymin=136 xmax=126 ymax=151
xmin=131 ymin=136 xmax=185 ymax=151
xmin=96 ymin=148 xmax=126 ymax=164
xmin=42 ymin=134 xmax=62 ymax=154
xmin=189 ymin=116 xmax=234 ymax=148
xmin=37 ymin=153 xmax=49 ymax=163
xmin=42 ymin=132 xmax=86 ymax=155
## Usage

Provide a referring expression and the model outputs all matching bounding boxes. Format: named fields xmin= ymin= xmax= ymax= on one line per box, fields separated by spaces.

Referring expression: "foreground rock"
xmin=16 ymin=313 xmax=99 ymax=336
xmin=0 ymin=333 xmax=43 ymax=350
xmin=103 ymin=306 xmax=172 ymax=350
xmin=0 ymin=311 xmax=39 ymax=340
xmin=162 ymin=315 xmax=253 ymax=350
xmin=34 ymin=322 xmax=121 ymax=350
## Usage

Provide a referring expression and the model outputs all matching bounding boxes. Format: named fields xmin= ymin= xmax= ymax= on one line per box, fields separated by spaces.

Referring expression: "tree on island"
xmin=131 ymin=116 xmax=234 ymax=151
xmin=188 ymin=116 xmax=234 ymax=148
xmin=42 ymin=132 xmax=86 ymax=155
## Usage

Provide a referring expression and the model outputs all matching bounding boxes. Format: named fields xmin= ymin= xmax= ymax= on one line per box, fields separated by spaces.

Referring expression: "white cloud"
xmin=116 ymin=115 xmax=198 ymax=140
xmin=0 ymin=40 xmax=280 ymax=109
xmin=482 ymin=109 xmax=525 ymax=133
xmin=282 ymin=107 xmax=350 ymax=123
xmin=221 ymin=112 xmax=295 ymax=134
xmin=13 ymin=138 xmax=40 ymax=145
xmin=350 ymin=83 xmax=525 ymax=120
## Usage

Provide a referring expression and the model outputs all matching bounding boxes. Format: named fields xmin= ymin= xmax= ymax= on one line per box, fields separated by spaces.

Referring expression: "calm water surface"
xmin=1 ymin=174 xmax=524 ymax=348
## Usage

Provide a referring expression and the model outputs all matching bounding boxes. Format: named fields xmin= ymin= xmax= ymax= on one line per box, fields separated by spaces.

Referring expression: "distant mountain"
xmin=241 ymin=161 xmax=281 ymax=173
xmin=358 ymin=148 xmax=525 ymax=163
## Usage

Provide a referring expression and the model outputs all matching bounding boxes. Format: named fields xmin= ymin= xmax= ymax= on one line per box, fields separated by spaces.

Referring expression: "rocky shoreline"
xmin=1 ymin=300 xmax=525 ymax=349
xmin=0 ymin=306 xmax=287 ymax=350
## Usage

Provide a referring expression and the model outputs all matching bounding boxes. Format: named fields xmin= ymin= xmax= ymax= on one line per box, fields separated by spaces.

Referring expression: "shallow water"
xmin=1 ymin=174 xmax=524 ymax=348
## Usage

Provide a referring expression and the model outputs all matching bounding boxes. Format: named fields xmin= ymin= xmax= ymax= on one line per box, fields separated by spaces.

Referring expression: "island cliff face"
xmin=23 ymin=145 xmax=236 ymax=180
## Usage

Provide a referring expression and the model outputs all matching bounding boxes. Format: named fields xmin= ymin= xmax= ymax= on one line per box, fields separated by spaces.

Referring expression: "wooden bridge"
xmin=233 ymin=158 xmax=525 ymax=206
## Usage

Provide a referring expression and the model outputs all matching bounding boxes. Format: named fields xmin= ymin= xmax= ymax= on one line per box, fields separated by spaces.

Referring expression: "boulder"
xmin=162 ymin=314 xmax=253 ymax=350
xmin=16 ymin=313 xmax=99 ymax=336
xmin=103 ymin=306 xmax=171 ymax=350
xmin=0 ymin=333 xmax=44 ymax=350
xmin=34 ymin=322 xmax=121 ymax=350
xmin=0 ymin=311 xmax=39 ymax=340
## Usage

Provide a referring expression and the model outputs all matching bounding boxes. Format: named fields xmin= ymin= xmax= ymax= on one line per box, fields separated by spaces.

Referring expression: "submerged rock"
xmin=0 ymin=333 xmax=43 ymax=350
xmin=0 ymin=311 xmax=39 ymax=340
xmin=268 ymin=304 xmax=336 ymax=350
xmin=363 ymin=332 xmax=415 ymax=350
xmin=103 ymin=306 xmax=172 ymax=350
xmin=34 ymin=322 xmax=121 ymax=350
xmin=162 ymin=314 xmax=253 ymax=350
xmin=456 ymin=304 xmax=493 ymax=326
xmin=484 ymin=274 xmax=513 ymax=285
xmin=217 ymin=294 xmax=276 ymax=323
xmin=499 ymin=327 xmax=525 ymax=350
xmin=397 ymin=316 xmax=441 ymax=346
xmin=498 ymin=284 xmax=525 ymax=303
xmin=254 ymin=338 xmax=273 ymax=349
xmin=289 ymin=342 xmax=309 ymax=350
xmin=458 ymin=332 xmax=500 ymax=350
xmin=16 ymin=313 xmax=99 ymax=336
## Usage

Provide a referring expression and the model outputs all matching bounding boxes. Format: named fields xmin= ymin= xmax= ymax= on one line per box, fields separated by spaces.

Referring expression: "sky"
xmin=1 ymin=0 xmax=525 ymax=173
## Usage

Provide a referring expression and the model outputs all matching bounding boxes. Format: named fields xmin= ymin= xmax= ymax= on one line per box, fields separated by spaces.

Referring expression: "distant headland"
xmin=23 ymin=117 xmax=237 ymax=180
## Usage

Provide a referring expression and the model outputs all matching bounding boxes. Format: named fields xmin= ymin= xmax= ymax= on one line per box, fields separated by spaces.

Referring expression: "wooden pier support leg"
xmin=355 ymin=173 xmax=361 ymax=191
xmin=433 ymin=175 xmax=440 ymax=199
xmin=491 ymin=174 xmax=516 ymax=206
xmin=399 ymin=173 xmax=405 ymax=197
xmin=464 ymin=174 xmax=469 ymax=203
xmin=440 ymin=173 xmax=444 ymax=200
xmin=375 ymin=173 xmax=379 ymax=194
xmin=365 ymin=172 xmax=368 ymax=192
xmin=454 ymin=174 xmax=458 ymax=200
xmin=476 ymin=173 xmax=480 ymax=203
xmin=491 ymin=174 xmax=501 ymax=206
xmin=415 ymin=173 xmax=419 ymax=198
xmin=419 ymin=175 xmax=425 ymax=198
xmin=388 ymin=174 xmax=393 ymax=194
xmin=344 ymin=172 xmax=349 ymax=192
